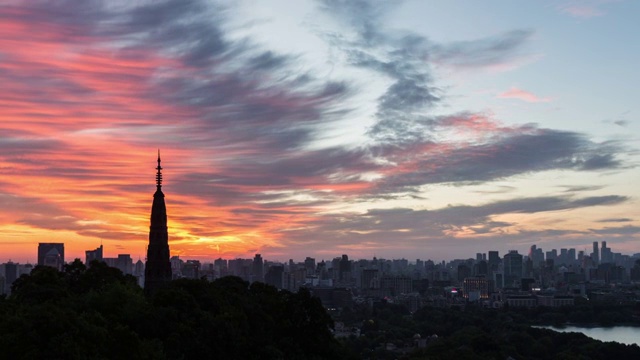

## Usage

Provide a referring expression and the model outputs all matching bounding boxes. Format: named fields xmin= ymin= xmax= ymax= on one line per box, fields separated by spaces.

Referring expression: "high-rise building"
xmin=592 ymin=241 xmax=599 ymax=265
xmin=117 ymin=254 xmax=133 ymax=275
xmin=4 ymin=262 xmax=17 ymax=294
xmin=85 ymin=245 xmax=103 ymax=265
xmin=567 ymin=248 xmax=576 ymax=265
xmin=601 ymin=241 xmax=612 ymax=264
xmin=252 ymin=254 xmax=264 ymax=282
xmin=182 ymin=260 xmax=201 ymax=279
xmin=529 ymin=245 xmax=544 ymax=268
xmin=144 ymin=152 xmax=172 ymax=295
xmin=503 ymin=250 xmax=523 ymax=287
xmin=488 ymin=251 xmax=500 ymax=271
xmin=265 ymin=264 xmax=284 ymax=289
xmin=304 ymin=257 xmax=316 ymax=276
xmin=339 ymin=254 xmax=351 ymax=281
xmin=37 ymin=243 xmax=64 ymax=270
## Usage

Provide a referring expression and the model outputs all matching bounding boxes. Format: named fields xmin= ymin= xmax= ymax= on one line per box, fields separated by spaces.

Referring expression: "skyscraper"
xmin=503 ymin=250 xmax=523 ymax=287
xmin=144 ymin=152 xmax=172 ymax=295
xmin=252 ymin=254 xmax=264 ymax=282
xmin=4 ymin=262 xmax=17 ymax=294
xmin=592 ymin=241 xmax=599 ymax=265
xmin=85 ymin=245 xmax=103 ymax=264
xmin=37 ymin=243 xmax=64 ymax=270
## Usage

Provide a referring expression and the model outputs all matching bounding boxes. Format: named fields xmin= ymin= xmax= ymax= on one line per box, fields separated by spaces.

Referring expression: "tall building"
xmin=4 ymin=262 xmax=17 ymax=294
xmin=601 ymin=241 xmax=612 ymax=264
xmin=85 ymin=245 xmax=103 ymax=265
xmin=503 ymin=250 xmax=523 ymax=287
xmin=265 ymin=264 xmax=284 ymax=289
xmin=488 ymin=251 xmax=500 ymax=271
xmin=37 ymin=243 xmax=64 ymax=270
xmin=339 ymin=254 xmax=351 ymax=281
xmin=252 ymin=254 xmax=264 ymax=282
xmin=144 ymin=152 xmax=172 ymax=295
xmin=117 ymin=254 xmax=133 ymax=275
xmin=304 ymin=257 xmax=316 ymax=276
xmin=592 ymin=241 xmax=599 ymax=265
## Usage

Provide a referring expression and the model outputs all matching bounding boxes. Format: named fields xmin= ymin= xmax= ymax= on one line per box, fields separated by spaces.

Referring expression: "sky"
xmin=1 ymin=0 xmax=639 ymax=264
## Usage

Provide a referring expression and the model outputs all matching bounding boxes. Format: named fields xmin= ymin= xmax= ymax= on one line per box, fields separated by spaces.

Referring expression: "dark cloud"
xmin=589 ymin=226 xmax=640 ymax=235
xmin=597 ymin=218 xmax=632 ymax=223
xmin=278 ymin=194 xmax=628 ymax=250
xmin=373 ymin=125 xmax=622 ymax=192
xmin=0 ymin=137 xmax=62 ymax=157
xmin=562 ymin=185 xmax=604 ymax=192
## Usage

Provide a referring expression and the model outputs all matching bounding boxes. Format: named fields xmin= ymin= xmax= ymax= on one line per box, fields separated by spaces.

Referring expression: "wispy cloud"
xmin=557 ymin=0 xmax=621 ymax=19
xmin=560 ymin=5 xmax=605 ymax=18
xmin=498 ymin=87 xmax=551 ymax=103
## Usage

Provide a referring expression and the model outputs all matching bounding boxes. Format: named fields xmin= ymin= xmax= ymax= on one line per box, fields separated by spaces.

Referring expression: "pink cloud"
xmin=560 ymin=5 xmax=605 ymax=18
xmin=557 ymin=0 xmax=621 ymax=19
xmin=497 ymin=87 xmax=551 ymax=103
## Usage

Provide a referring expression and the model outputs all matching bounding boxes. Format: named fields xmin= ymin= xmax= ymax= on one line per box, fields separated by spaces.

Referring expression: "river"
xmin=539 ymin=325 xmax=640 ymax=346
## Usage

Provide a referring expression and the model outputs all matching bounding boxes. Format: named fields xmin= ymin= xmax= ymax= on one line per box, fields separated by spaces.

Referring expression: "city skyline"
xmin=1 ymin=1 xmax=639 ymax=263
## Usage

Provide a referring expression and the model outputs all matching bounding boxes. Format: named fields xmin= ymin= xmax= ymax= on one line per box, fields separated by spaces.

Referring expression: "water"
xmin=539 ymin=325 xmax=640 ymax=346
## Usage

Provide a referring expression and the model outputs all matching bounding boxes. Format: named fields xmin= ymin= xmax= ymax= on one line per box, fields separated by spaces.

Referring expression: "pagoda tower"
xmin=144 ymin=151 xmax=172 ymax=295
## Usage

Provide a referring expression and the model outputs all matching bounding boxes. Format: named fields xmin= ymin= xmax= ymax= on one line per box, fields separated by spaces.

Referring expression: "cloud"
xmin=0 ymin=0 xmax=634 ymax=261
xmin=557 ymin=0 xmax=621 ymax=19
xmin=561 ymin=5 xmax=605 ymax=18
xmin=562 ymin=185 xmax=604 ymax=192
xmin=498 ymin=87 xmax=551 ymax=103
xmin=429 ymin=30 xmax=534 ymax=70
xmin=597 ymin=218 xmax=632 ymax=223
xmin=275 ymin=194 xmax=629 ymax=257
xmin=589 ymin=226 xmax=640 ymax=235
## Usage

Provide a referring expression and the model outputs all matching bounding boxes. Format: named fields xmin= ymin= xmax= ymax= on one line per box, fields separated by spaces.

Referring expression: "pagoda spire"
xmin=145 ymin=151 xmax=171 ymax=295
xmin=156 ymin=149 xmax=163 ymax=189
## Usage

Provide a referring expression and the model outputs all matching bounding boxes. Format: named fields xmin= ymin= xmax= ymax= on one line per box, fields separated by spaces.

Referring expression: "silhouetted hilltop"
xmin=0 ymin=260 xmax=350 ymax=359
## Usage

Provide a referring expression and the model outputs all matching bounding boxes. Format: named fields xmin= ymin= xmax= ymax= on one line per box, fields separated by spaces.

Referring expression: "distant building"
xmin=506 ymin=295 xmax=537 ymax=308
xmin=537 ymin=295 xmax=574 ymax=307
xmin=38 ymin=243 xmax=64 ymax=270
xmin=4 ymin=262 xmax=17 ymax=294
xmin=380 ymin=275 xmax=412 ymax=297
xmin=339 ymin=254 xmax=351 ymax=282
xmin=488 ymin=251 xmax=500 ymax=272
xmin=182 ymin=260 xmax=201 ymax=279
xmin=85 ymin=245 xmax=103 ymax=264
xmin=117 ymin=254 xmax=133 ymax=275
xmin=265 ymin=264 xmax=284 ymax=289
xmin=252 ymin=254 xmax=264 ymax=282
xmin=503 ymin=250 xmax=523 ymax=287
xmin=463 ymin=276 xmax=489 ymax=301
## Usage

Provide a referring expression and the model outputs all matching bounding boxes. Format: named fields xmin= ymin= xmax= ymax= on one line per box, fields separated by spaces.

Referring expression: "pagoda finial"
xmin=156 ymin=150 xmax=163 ymax=189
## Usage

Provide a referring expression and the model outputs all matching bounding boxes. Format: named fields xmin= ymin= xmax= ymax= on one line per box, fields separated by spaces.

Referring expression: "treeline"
xmin=339 ymin=301 xmax=640 ymax=359
xmin=0 ymin=260 xmax=351 ymax=359
xmin=3 ymin=262 xmax=640 ymax=360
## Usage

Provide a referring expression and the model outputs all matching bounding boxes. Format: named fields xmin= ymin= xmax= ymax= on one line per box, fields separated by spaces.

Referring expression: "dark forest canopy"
xmin=2 ymin=261 xmax=640 ymax=359
xmin=0 ymin=260 xmax=349 ymax=359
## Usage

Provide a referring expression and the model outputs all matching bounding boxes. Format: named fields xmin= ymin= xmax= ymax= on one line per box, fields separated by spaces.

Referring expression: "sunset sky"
xmin=1 ymin=0 xmax=638 ymax=264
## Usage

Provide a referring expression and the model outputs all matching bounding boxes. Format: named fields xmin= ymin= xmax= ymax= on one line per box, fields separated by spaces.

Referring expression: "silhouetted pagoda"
xmin=144 ymin=151 xmax=172 ymax=295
